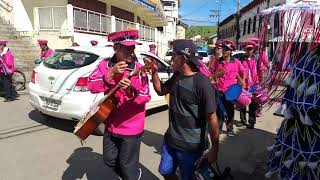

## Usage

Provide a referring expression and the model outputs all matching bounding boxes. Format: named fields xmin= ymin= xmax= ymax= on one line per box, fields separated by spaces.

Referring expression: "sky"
xmin=180 ymin=0 xmax=252 ymax=26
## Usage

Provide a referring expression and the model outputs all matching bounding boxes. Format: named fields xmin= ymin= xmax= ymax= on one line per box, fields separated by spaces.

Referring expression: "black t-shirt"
xmin=162 ymin=71 xmax=217 ymax=152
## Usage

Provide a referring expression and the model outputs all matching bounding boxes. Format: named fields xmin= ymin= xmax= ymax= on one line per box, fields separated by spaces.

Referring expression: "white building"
xmin=162 ymin=0 xmax=180 ymax=48
xmin=176 ymin=20 xmax=188 ymax=39
xmin=0 ymin=0 xmax=171 ymax=71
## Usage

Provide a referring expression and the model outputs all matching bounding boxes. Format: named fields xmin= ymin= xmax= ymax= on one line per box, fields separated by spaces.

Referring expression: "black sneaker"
xmin=226 ymin=130 xmax=235 ymax=137
xmin=247 ymin=123 xmax=255 ymax=129
xmin=4 ymin=98 xmax=15 ymax=102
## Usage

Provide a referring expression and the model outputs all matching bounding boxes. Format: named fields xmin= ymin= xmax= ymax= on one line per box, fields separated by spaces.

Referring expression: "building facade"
xmin=161 ymin=0 xmax=180 ymax=49
xmin=176 ymin=20 xmax=187 ymax=39
xmin=0 ymin=0 xmax=173 ymax=56
xmin=218 ymin=14 xmax=236 ymax=41
xmin=218 ymin=0 xmax=319 ymax=43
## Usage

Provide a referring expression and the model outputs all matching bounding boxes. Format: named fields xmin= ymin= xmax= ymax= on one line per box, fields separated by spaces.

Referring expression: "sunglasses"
xmin=222 ymin=46 xmax=232 ymax=51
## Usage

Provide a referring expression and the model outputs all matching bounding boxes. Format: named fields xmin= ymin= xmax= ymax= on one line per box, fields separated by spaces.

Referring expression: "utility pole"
xmin=210 ymin=9 xmax=220 ymax=37
xmin=210 ymin=0 xmax=222 ymax=39
xmin=235 ymin=0 xmax=240 ymax=45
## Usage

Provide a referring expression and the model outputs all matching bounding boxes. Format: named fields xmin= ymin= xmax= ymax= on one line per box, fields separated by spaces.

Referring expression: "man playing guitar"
xmin=87 ymin=29 xmax=150 ymax=180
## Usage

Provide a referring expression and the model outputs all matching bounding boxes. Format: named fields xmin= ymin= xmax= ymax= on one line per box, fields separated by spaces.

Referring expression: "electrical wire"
xmin=180 ymin=0 xmax=212 ymax=18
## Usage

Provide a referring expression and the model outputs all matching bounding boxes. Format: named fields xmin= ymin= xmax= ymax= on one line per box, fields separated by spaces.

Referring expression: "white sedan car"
xmin=198 ymin=51 xmax=210 ymax=64
xmin=28 ymin=46 xmax=172 ymax=124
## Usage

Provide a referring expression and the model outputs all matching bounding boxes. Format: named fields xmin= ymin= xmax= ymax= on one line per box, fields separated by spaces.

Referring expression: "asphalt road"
xmin=0 ymin=93 xmax=282 ymax=180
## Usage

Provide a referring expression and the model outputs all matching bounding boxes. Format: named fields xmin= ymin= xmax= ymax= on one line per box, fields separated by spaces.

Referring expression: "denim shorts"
xmin=158 ymin=142 xmax=201 ymax=180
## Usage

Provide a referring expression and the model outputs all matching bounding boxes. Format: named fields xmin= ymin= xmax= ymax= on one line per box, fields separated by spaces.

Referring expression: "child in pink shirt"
xmin=239 ymin=41 xmax=260 ymax=129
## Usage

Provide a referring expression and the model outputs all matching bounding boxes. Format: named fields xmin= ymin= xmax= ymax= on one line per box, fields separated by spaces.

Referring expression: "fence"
xmin=35 ymin=5 xmax=157 ymax=42
xmin=73 ymin=6 xmax=112 ymax=34
xmin=37 ymin=6 xmax=68 ymax=31
xmin=139 ymin=24 xmax=155 ymax=42
xmin=115 ymin=18 xmax=136 ymax=32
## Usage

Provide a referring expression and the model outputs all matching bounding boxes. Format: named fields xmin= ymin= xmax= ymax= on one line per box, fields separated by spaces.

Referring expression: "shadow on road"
xmin=62 ymin=147 xmax=159 ymax=180
xmin=218 ymin=127 xmax=278 ymax=180
xmin=146 ymin=105 xmax=168 ymax=117
xmin=142 ymin=130 xmax=163 ymax=155
xmin=28 ymin=110 xmax=77 ymax=133
xmin=27 ymin=105 xmax=169 ymax=135
xmin=142 ymin=125 xmax=278 ymax=180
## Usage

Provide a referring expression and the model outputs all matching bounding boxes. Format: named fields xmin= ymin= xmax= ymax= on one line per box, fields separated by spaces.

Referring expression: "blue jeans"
xmin=158 ymin=142 xmax=201 ymax=180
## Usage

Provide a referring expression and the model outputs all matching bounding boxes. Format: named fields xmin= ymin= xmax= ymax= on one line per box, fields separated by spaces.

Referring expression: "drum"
xmin=249 ymin=84 xmax=268 ymax=105
xmin=225 ymin=84 xmax=252 ymax=109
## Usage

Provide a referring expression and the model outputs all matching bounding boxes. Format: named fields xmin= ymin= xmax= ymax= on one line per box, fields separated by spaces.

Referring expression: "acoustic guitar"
xmin=210 ymin=69 xmax=225 ymax=83
xmin=74 ymin=57 xmax=154 ymax=141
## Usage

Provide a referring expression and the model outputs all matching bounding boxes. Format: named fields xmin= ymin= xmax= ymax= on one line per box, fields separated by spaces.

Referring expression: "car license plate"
xmin=41 ymin=97 xmax=61 ymax=111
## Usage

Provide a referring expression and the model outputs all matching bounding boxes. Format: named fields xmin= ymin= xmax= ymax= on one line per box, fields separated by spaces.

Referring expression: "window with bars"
xmin=253 ymin=16 xmax=256 ymax=33
xmin=243 ymin=20 xmax=247 ymax=35
xmin=248 ymin=18 xmax=251 ymax=34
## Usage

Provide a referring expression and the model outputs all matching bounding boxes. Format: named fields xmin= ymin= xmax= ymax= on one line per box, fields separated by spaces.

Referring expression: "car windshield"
xmin=232 ymin=52 xmax=245 ymax=59
xmin=166 ymin=51 xmax=173 ymax=56
xmin=43 ymin=50 xmax=99 ymax=69
xmin=198 ymin=52 xmax=208 ymax=57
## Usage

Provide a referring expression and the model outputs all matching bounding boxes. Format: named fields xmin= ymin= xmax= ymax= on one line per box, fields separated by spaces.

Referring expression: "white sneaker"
xmin=137 ymin=168 xmax=142 ymax=180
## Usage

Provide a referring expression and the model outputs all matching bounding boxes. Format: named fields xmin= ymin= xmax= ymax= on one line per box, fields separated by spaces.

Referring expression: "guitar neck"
xmin=105 ymin=74 xmax=134 ymax=97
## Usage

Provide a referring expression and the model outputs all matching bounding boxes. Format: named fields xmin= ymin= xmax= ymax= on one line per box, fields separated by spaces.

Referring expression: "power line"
xmin=180 ymin=18 xmax=217 ymax=23
xmin=180 ymin=0 xmax=211 ymax=17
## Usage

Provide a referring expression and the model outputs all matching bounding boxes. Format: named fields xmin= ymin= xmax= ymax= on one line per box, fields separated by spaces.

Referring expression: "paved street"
xmin=0 ymin=92 xmax=282 ymax=180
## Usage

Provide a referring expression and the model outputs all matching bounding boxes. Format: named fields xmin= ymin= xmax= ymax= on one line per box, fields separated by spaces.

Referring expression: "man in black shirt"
xmin=150 ymin=39 xmax=220 ymax=180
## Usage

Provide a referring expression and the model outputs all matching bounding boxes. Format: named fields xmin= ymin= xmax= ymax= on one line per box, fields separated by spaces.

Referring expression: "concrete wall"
xmin=0 ymin=0 xmax=67 ymax=31
xmin=21 ymin=0 xmax=67 ymax=29
xmin=0 ymin=0 xmax=14 ymax=24
xmin=73 ymin=32 xmax=110 ymax=47
xmin=33 ymin=32 xmax=72 ymax=49
xmin=176 ymin=25 xmax=185 ymax=39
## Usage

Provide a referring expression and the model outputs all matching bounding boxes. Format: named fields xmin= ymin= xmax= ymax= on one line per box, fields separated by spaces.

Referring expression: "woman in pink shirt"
xmin=211 ymin=40 xmax=245 ymax=136
xmin=239 ymin=41 xmax=260 ymax=129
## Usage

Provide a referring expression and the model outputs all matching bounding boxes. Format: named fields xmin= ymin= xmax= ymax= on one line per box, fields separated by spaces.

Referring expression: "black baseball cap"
xmin=172 ymin=39 xmax=202 ymax=67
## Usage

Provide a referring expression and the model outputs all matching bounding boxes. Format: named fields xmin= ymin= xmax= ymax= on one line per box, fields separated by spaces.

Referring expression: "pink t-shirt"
xmin=257 ymin=50 xmax=269 ymax=73
xmin=242 ymin=57 xmax=259 ymax=89
xmin=0 ymin=50 xmax=15 ymax=75
xmin=211 ymin=57 xmax=245 ymax=92
xmin=40 ymin=48 xmax=54 ymax=60
xmin=87 ymin=58 xmax=151 ymax=136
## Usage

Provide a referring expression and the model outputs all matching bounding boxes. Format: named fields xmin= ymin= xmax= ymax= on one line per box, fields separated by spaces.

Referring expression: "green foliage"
xmin=186 ymin=26 xmax=217 ymax=39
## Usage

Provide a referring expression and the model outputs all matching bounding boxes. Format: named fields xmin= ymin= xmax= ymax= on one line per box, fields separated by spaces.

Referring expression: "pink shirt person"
xmin=40 ymin=48 xmax=54 ymax=60
xmin=149 ymin=44 xmax=158 ymax=56
xmin=249 ymin=38 xmax=270 ymax=81
xmin=38 ymin=39 xmax=54 ymax=60
xmin=242 ymin=56 xmax=258 ymax=89
xmin=87 ymin=57 xmax=151 ymax=136
xmin=211 ymin=57 xmax=245 ymax=92
xmin=0 ymin=48 xmax=15 ymax=75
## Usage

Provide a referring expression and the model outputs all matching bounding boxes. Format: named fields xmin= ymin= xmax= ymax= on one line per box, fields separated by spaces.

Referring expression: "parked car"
xmin=231 ymin=50 xmax=245 ymax=59
xmin=28 ymin=46 xmax=172 ymax=131
xmin=164 ymin=50 xmax=173 ymax=64
xmin=198 ymin=51 xmax=210 ymax=64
